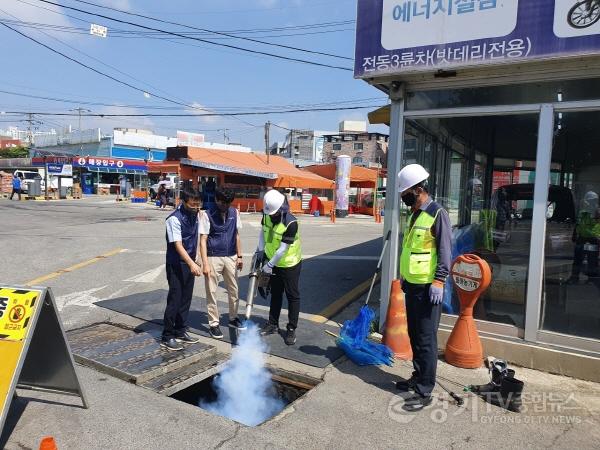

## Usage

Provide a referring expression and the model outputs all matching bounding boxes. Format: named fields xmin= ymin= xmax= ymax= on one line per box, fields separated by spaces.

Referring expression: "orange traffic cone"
xmin=445 ymin=254 xmax=492 ymax=368
xmin=39 ymin=437 xmax=58 ymax=450
xmin=382 ymin=279 xmax=412 ymax=360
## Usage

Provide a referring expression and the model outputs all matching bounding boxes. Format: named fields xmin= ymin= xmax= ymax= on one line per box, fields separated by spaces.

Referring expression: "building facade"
xmin=322 ymin=131 xmax=389 ymax=167
xmin=355 ymin=0 xmax=600 ymax=381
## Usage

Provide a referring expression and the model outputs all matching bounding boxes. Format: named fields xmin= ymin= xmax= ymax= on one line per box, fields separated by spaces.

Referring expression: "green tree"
xmin=0 ymin=146 xmax=29 ymax=158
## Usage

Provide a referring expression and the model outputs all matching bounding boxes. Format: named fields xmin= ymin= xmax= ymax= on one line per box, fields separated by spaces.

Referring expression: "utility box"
xmin=29 ymin=179 xmax=42 ymax=197
xmin=59 ymin=186 xmax=68 ymax=199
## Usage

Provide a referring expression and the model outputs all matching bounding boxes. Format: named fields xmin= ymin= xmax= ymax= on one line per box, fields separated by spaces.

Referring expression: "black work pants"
xmin=403 ymin=281 xmax=442 ymax=398
xmin=10 ymin=188 xmax=21 ymax=200
xmin=163 ymin=262 xmax=195 ymax=339
xmin=269 ymin=261 xmax=301 ymax=330
xmin=571 ymin=242 xmax=599 ymax=278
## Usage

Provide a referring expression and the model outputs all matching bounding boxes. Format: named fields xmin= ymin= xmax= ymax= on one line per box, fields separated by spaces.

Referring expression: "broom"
xmin=327 ymin=231 xmax=394 ymax=366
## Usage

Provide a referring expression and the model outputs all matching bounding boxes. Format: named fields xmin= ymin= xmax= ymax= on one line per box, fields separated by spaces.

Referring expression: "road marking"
xmin=24 ymin=248 xmax=125 ymax=286
xmin=55 ymin=285 xmax=107 ymax=311
xmin=124 ymin=265 xmax=165 ymax=283
xmin=307 ymin=275 xmax=378 ymax=324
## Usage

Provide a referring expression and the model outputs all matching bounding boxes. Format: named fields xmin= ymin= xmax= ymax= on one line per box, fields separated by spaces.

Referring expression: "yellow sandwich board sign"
xmin=0 ymin=287 xmax=87 ymax=435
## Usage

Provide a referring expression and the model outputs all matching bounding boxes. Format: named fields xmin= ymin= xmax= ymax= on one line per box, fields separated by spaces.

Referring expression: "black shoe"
xmin=209 ymin=326 xmax=224 ymax=339
xmin=260 ymin=322 xmax=279 ymax=336
xmin=175 ymin=332 xmax=199 ymax=344
xmin=160 ymin=338 xmax=184 ymax=351
xmin=228 ymin=318 xmax=247 ymax=330
xmin=284 ymin=328 xmax=297 ymax=346
xmin=395 ymin=376 xmax=417 ymax=391
xmin=404 ymin=394 xmax=433 ymax=411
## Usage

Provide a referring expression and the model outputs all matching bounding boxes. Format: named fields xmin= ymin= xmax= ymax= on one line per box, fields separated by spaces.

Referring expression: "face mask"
xmin=183 ymin=202 xmax=199 ymax=215
xmin=401 ymin=191 xmax=417 ymax=207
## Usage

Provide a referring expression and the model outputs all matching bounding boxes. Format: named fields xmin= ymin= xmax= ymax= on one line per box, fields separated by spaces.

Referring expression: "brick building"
xmin=322 ymin=121 xmax=389 ymax=167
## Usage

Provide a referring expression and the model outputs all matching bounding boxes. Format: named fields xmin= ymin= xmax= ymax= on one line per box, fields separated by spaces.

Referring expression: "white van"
xmin=13 ymin=170 xmax=42 ymax=193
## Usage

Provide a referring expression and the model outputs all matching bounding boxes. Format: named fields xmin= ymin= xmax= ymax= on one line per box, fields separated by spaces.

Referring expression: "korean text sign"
xmin=355 ymin=0 xmax=600 ymax=77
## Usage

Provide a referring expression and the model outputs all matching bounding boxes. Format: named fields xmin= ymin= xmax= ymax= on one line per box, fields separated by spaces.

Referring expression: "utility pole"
xmin=25 ymin=113 xmax=35 ymax=145
xmin=70 ymin=107 xmax=91 ymax=131
xmin=265 ymin=121 xmax=270 ymax=164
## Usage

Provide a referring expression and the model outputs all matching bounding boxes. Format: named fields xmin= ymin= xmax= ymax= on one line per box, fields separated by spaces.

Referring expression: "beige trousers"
xmin=205 ymin=255 xmax=239 ymax=327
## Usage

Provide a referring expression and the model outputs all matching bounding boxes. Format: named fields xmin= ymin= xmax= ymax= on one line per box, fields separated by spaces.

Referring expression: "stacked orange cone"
xmin=39 ymin=437 xmax=58 ymax=450
xmin=382 ymin=279 xmax=412 ymax=360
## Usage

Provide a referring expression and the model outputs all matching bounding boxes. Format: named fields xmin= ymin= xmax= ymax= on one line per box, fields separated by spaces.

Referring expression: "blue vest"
xmin=13 ymin=177 xmax=21 ymax=189
xmin=206 ymin=206 xmax=238 ymax=257
xmin=165 ymin=206 xmax=198 ymax=265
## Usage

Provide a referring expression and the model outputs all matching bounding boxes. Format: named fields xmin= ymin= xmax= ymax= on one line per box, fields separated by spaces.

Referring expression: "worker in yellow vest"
xmin=395 ymin=164 xmax=452 ymax=411
xmin=257 ymin=189 xmax=302 ymax=345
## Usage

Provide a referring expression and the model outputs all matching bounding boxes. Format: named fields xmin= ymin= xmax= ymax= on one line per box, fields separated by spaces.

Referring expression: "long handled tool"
xmin=365 ymin=230 xmax=391 ymax=306
xmin=245 ymin=253 xmax=262 ymax=320
xmin=326 ymin=230 xmax=394 ymax=366
xmin=244 ymin=253 xmax=270 ymax=321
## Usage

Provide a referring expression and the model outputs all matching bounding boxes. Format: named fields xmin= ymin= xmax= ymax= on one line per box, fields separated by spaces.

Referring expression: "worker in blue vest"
xmin=199 ymin=188 xmax=245 ymax=339
xmin=395 ymin=164 xmax=452 ymax=411
xmin=258 ymin=189 xmax=302 ymax=346
xmin=10 ymin=173 xmax=22 ymax=200
xmin=161 ymin=188 xmax=202 ymax=351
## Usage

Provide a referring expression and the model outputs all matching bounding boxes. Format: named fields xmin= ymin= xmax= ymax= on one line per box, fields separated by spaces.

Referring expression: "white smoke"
xmin=201 ymin=323 xmax=284 ymax=426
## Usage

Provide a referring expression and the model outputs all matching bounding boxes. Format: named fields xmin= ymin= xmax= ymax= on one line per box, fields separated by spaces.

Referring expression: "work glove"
xmin=429 ymin=280 xmax=444 ymax=305
xmin=262 ymin=261 xmax=274 ymax=275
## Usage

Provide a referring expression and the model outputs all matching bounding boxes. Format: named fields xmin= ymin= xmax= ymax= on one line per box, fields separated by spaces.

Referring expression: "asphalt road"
xmin=0 ymin=196 xmax=384 ymax=328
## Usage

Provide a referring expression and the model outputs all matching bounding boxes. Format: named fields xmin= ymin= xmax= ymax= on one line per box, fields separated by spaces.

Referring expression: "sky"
xmin=0 ymin=0 xmax=389 ymax=149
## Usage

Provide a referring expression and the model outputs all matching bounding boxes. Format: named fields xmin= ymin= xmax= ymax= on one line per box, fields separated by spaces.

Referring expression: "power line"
xmin=1 ymin=104 xmax=386 ymax=117
xmin=0 ymin=21 xmax=214 ymax=113
xmin=1 ymin=5 xmax=198 ymax=104
xmin=68 ymin=0 xmax=353 ymax=60
xmin=0 ymin=17 xmax=354 ymax=40
xmin=0 ymin=87 xmax=386 ymax=111
xmin=31 ymin=0 xmax=353 ymax=71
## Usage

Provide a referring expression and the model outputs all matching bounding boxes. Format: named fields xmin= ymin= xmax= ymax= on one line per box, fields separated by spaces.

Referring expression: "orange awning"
xmin=178 ymin=147 xmax=334 ymax=189
xmin=303 ymin=163 xmax=379 ymax=188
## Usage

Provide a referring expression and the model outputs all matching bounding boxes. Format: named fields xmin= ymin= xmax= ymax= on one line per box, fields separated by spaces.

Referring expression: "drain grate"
xmin=67 ymin=323 xmax=226 ymax=389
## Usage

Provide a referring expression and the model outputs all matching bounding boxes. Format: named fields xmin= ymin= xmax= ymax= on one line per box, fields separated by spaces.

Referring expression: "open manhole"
xmin=169 ymin=368 xmax=320 ymax=426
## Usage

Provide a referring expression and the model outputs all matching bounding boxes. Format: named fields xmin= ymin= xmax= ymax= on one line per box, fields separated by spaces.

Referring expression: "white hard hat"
xmin=263 ymin=189 xmax=285 ymax=215
xmin=398 ymin=164 xmax=429 ymax=193
xmin=584 ymin=191 xmax=599 ymax=202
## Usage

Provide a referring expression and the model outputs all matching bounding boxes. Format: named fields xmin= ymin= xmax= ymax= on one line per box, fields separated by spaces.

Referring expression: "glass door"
xmin=403 ymin=113 xmax=541 ymax=330
xmin=540 ymin=110 xmax=600 ymax=341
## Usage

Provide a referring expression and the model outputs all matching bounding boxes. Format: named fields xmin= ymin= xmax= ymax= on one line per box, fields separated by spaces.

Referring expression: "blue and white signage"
xmin=355 ymin=0 xmax=600 ymax=77
xmin=46 ymin=164 xmax=73 ymax=176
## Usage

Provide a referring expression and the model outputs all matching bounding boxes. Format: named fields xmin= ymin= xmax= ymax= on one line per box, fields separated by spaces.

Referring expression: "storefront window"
xmin=406 ymin=78 xmax=600 ymax=111
xmin=406 ymin=114 xmax=540 ymax=329
xmin=541 ymin=111 xmax=600 ymax=341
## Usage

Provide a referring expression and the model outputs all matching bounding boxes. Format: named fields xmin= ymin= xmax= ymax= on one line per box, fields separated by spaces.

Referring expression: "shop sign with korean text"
xmin=73 ymin=156 xmax=147 ymax=172
xmin=355 ymin=0 xmax=600 ymax=77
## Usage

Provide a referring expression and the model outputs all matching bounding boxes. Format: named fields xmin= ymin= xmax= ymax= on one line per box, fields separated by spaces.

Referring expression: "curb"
xmin=307 ymin=275 xmax=380 ymax=324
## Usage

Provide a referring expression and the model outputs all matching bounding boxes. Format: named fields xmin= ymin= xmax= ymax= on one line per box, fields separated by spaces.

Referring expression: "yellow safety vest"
xmin=263 ymin=214 xmax=302 ymax=268
xmin=400 ymin=209 xmax=439 ymax=284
